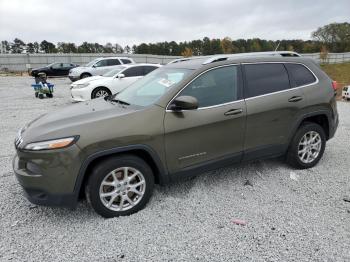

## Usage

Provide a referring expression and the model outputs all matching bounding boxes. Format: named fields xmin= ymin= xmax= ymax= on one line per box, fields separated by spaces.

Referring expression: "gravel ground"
xmin=0 ymin=76 xmax=349 ymax=262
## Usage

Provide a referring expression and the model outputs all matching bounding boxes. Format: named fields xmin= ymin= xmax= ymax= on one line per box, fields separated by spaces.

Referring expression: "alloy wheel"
xmin=99 ymin=167 xmax=146 ymax=212
xmin=298 ymin=131 xmax=322 ymax=164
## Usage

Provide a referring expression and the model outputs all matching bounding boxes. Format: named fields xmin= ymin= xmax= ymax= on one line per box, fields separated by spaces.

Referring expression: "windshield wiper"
xmin=104 ymin=95 xmax=130 ymax=105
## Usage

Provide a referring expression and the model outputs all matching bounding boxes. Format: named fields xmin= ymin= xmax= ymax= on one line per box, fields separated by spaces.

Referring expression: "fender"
xmin=288 ymin=109 xmax=332 ymax=143
xmin=72 ymin=144 xmax=169 ymax=202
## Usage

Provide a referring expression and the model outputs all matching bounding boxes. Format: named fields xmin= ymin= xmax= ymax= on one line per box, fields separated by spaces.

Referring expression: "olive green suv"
xmin=13 ymin=52 xmax=339 ymax=218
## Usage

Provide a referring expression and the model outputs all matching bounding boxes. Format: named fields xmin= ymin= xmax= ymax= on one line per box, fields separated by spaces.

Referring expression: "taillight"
xmin=332 ymin=81 xmax=337 ymax=91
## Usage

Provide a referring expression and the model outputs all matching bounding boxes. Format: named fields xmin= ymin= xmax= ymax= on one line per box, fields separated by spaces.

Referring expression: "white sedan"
xmin=70 ymin=63 xmax=161 ymax=101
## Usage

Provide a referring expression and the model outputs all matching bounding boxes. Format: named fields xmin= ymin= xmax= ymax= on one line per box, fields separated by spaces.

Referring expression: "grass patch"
xmin=321 ymin=63 xmax=350 ymax=86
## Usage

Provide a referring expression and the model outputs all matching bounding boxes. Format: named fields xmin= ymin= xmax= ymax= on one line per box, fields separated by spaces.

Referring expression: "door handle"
xmin=288 ymin=96 xmax=303 ymax=102
xmin=224 ymin=108 xmax=243 ymax=116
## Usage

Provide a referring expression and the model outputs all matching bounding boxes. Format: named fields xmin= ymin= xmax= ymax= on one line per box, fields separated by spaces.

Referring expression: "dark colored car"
xmin=13 ymin=52 xmax=339 ymax=218
xmin=31 ymin=63 xmax=79 ymax=77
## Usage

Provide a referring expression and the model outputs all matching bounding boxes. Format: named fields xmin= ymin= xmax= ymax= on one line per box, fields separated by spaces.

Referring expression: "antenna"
xmin=274 ymin=41 xmax=280 ymax=52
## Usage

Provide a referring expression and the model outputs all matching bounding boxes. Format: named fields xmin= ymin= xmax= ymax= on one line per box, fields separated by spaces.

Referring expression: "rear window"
xmin=244 ymin=63 xmax=290 ymax=98
xmin=121 ymin=59 xmax=132 ymax=64
xmin=107 ymin=59 xmax=121 ymax=66
xmin=285 ymin=63 xmax=316 ymax=87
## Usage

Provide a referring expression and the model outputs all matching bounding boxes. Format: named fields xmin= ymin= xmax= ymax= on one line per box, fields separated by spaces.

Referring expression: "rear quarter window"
xmin=285 ymin=63 xmax=316 ymax=87
xmin=121 ymin=59 xmax=132 ymax=64
xmin=244 ymin=63 xmax=290 ymax=98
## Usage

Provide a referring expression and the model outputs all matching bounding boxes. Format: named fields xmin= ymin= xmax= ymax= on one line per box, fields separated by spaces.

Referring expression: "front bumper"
xmin=12 ymin=145 xmax=83 ymax=208
xmin=70 ymin=88 xmax=90 ymax=102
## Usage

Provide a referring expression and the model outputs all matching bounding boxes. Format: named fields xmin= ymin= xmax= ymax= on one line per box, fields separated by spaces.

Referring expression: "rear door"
xmin=242 ymin=63 xmax=307 ymax=160
xmin=164 ymin=65 xmax=246 ymax=174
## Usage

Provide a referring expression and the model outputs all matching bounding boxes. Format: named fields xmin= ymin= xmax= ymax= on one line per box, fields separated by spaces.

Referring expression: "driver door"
xmin=164 ymin=65 xmax=246 ymax=175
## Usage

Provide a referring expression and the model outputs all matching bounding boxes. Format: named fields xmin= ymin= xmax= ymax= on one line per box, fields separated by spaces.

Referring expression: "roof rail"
xmin=202 ymin=51 xmax=301 ymax=65
xmin=167 ymin=56 xmax=206 ymax=64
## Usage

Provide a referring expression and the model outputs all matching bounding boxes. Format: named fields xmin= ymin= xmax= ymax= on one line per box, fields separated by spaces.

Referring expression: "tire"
xmin=80 ymin=73 xmax=91 ymax=79
xmin=38 ymin=94 xmax=44 ymax=99
xmin=91 ymin=87 xmax=111 ymax=99
xmin=85 ymin=155 xmax=154 ymax=218
xmin=286 ymin=122 xmax=326 ymax=169
xmin=46 ymin=93 xmax=53 ymax=98
xmin=35 ymin=92 xmax=38 ymax=98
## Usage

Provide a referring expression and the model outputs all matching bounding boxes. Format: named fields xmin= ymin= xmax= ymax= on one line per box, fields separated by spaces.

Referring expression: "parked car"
xmin=70 ymin=64 xmax=161 ymax=101
xmin=68 ymin=57 xmax=134 ymax=82
xmin=13 ymin=53 xmax=338 ymax=218
xmin=31 ymin=63 xmax=79 ymax=77
xmin=342 ymin=86 xmax=350 ymax=100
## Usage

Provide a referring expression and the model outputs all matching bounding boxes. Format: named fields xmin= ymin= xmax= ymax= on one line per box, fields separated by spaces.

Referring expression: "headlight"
xmin=73 ymin=83 xmax=90 ymax=89
xmin=24 ymin=136 xmax=78 ymax=151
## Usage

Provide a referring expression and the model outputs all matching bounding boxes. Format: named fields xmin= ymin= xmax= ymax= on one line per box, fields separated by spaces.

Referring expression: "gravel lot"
xmin=0 ymin=76 xmax=349 ymax=262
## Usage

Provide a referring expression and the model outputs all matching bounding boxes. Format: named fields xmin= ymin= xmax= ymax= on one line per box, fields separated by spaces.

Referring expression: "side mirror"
xmin=117 ymin=73 xmax=125 ymax=79
xmin=168 ymin=96 xmax=198 ymax=111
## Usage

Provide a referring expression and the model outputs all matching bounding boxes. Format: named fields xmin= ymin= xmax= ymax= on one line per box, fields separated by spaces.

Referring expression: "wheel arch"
xmin=74 ymin=145 xmax=169 ymax=201
xmin=80 ymin=72 xmax=92 ymax=78
xmin=290 ymin=111 xmax=331 ymax=143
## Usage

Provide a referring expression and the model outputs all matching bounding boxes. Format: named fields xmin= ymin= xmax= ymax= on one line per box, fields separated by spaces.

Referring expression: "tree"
xmin=33 ymin=42 xmax=39 ymax=53
xmin=40 ymin=40 xmax=57 ymax=53
xmin=312 ymin=22 xmax=350 ymax=52
xmin=57 ymin=42 xmax=77 ymax=53
xmin=11 ymin=38 xmax=26 ymax=53
xmin=202 ymin=37 xmax=212 ymax=55
xmin=221 ymin=37 xmax=234 ymax=54
xmin=1 ymin=41 xmax=11 ymax=53
xmin=181 ymin=47 xmax=193 ymax=57
xmin=103 ymin=42 xmax=114 ymax=53
xmin=26 ymin=42 xmax=35 ymax=53
xmin=114 ymin=43 xmax=123 ymax=53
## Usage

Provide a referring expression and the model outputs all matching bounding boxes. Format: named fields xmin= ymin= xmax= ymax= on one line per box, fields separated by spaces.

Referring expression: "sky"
xmin=0 ymin=0 xmax=349 ymax=46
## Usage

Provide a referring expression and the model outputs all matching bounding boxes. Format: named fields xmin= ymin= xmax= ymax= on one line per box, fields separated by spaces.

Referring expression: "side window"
xmin=285 ymin=63 xmax=316 ymax=87
xmin=143 ymin=66 xmax=158 ymax=75
xmin=123 ymin=66 xmax=143 ymax=77
xmin=94 ymin=60 xmax=108 ymax=67
xmin=179 ymin=65 xmax=240 ymax=108
xmin=107 ymin=59 xmax=121 ymax=66
xmin=51 ymin=63 xmax=62 ymax=69
xmin=121 ymin=59 xmax=132 ymax=64
xmin=244 ymin=63 xmax=290 ymax=98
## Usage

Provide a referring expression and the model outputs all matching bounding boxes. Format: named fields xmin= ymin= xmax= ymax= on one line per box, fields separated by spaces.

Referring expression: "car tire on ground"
xmin=38 ymin=94 xmax=44 ymax=99
xmin=80 ymin=73 xmax=91 ymax=79
xmin=91 ymin=87 xmax=111 ymax=99
xmin=85 ymin=155 xmax=155 ymax=218
xmin=286 ymin=122 xmax=326 ymax=169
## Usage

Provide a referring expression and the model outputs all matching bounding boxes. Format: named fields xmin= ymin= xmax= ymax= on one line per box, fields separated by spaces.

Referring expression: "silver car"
xmin=68 ymin=57 xmax=135 ymax=82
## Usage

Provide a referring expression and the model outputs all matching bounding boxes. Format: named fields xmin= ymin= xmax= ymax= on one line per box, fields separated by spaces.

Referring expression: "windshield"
xmin=114 ymin=68 xmax=193 ymax=107
xmin=85 ymin=59 xmax=99 ymax=67
xmin=103 ymin=66 xmax=126 ymax=77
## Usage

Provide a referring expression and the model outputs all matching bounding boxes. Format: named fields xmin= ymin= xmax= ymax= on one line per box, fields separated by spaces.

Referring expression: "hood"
xmin=72 ymin=76 xmax=105 ymax=85
xmin=21 ymin=98 xmax=138 ymax=144
xmin=32 ymin=66 xmax=48 ymax=71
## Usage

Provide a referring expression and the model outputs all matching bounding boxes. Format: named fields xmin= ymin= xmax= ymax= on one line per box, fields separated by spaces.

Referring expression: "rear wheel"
xmin=91 ymin=87 xmax=111 ymax=99
xmin=38 ymin=94 xmax=44 ymax=99
xmin=80 ymin=73 xmax=91 ymax=79
xmin=286 ymin=122 xmax=326 ymax=169
xmin=85 ymin=155 xmax=154 ymax=218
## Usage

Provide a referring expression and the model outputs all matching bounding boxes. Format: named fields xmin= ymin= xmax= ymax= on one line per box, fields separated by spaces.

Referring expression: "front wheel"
xmin=85 ymin=155 xmax=154 ymax=218
xmin=286 ymin=122 xmax=326 ymax=169
xmin=91 ymin=87 xmax=111 ymax=99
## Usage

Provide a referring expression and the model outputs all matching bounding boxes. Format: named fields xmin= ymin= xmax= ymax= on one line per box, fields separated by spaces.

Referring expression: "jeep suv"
xmin=68 ymin=57 xmax=134 ymax=82
xmin=13 ymin=52 xmax=339 ymax=218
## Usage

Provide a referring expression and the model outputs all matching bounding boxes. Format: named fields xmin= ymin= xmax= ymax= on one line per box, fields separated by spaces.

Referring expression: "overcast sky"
xmin=0 ymin=0 xmax=349 ymax=46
